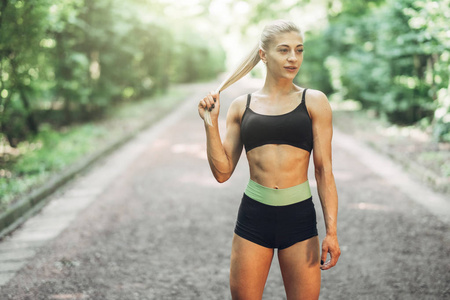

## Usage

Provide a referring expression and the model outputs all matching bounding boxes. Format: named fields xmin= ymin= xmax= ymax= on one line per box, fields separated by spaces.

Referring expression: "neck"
xmin=261 ymin=72 xmax=297 ymax=97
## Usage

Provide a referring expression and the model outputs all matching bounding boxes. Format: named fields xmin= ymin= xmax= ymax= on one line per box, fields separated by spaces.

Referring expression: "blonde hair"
xmin=204 ymin=20 xmax=303 ymax=126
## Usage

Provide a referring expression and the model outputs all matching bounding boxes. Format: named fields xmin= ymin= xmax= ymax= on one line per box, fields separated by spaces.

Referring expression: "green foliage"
xmin=170 ymin=30 xmax=226 ymax=83
xmin=0 ymin=0 xmax=226 ymax=208
xmin=296 ymin=33 xmax=333 ymax=94
xmin=228 ymin=0 xmax=448 ymax=140
xmin=0 ymin=0 xmax=52 ymax=145
xmin=15 ymin=124 xmax=104 ymax=174
xmin=0 ymin=0 xmax=225 ymax=147
xmin=0 ymin=85 xmax=186 ymax=210
xmin=314 ymin=0 xmax=450 ymax=140
xmin=418 ymin=151 xmax=450 ymax=177
xmin=0 ymin=123 xmax=106 ymax=209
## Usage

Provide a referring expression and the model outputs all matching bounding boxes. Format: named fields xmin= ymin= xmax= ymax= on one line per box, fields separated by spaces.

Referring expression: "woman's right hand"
xmin=198 ymin=91 xmax=220 ymax=123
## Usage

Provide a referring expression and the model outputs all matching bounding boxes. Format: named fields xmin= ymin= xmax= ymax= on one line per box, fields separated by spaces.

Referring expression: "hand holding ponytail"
xmin=202 ymin=43 xmax=261 ymax=126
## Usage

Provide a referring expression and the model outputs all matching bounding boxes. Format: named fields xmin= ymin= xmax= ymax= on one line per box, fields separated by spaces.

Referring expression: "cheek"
xmin=267 ymin=56 xmax=283 ymax=68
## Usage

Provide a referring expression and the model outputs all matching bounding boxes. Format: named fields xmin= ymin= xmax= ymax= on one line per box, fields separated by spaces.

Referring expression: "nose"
xmin=287 ymin=50 xmax=297 ymax=62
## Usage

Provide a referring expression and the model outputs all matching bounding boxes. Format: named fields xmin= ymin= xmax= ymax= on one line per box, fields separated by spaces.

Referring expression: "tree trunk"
xmin=18 ymin=88 xmax=38 ymax=134
xmin=10 ymin=55 xmax=39 ymax=135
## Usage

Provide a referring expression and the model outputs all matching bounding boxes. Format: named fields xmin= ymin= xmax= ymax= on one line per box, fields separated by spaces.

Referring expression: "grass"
xmin=332 ymin=101 xmax=450 ymax=193
xmin=0 ymin=85 xmax=192 ymax=213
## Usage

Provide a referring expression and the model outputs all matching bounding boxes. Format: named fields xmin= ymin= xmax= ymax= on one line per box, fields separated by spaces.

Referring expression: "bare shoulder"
xmin=227 ymin=94 xmax=248 ymax=121
xmin=229 ymin=94 xmax=248 ymax=110
xmin=304 ymin=89 xmax=332 ymax=118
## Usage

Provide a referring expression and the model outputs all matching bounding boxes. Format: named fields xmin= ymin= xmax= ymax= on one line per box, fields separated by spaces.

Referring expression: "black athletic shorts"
xmin=234 ymin=193 xmax=318 ymax=250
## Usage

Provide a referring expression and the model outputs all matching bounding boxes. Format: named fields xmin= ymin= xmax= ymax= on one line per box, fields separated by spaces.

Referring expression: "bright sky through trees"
xmin=153 ymin=0 xmax=328 ymax=69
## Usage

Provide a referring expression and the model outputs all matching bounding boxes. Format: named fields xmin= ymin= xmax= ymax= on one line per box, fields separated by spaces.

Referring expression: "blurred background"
xmin=0 ymin=0 xmax=449 ymax=209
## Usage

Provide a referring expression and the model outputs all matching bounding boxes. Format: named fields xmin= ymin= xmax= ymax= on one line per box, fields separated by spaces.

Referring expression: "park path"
xmin=0 ymin=78 xmax=449 ymax=300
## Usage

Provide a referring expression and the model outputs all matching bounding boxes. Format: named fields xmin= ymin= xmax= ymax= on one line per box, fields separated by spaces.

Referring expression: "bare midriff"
xmin=246 ymin=144 xmax=311 ymax=189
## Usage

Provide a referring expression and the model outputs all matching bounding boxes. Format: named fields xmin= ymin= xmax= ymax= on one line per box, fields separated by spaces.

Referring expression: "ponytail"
xmin=204 ymin=20 xmax=302 ymax=126
xmin=204 ymin=43 xmax=261 ymax=126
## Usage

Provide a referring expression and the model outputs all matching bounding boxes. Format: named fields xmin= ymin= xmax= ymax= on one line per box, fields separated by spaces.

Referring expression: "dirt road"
xmin=0 ymin=78 xmax=448 ymax=300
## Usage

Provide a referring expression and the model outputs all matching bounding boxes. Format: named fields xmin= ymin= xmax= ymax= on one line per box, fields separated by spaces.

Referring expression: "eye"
xmin=297 ymin=49 xmax=304 ymax=53
xmin=279 ymin=48 xmax=288 ymax=53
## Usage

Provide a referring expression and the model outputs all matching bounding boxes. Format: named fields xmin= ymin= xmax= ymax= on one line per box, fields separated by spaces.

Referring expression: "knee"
xmin=229 ymin=272 xmax=244 ymax=300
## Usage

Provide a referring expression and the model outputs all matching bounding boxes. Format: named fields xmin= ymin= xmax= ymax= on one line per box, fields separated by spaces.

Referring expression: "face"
xmin=261 ymin=31 xmax=304 ymax=80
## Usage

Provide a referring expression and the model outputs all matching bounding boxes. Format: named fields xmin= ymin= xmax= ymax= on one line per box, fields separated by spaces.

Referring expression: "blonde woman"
xmin=198 ymin=20 xmax=340 ymax=300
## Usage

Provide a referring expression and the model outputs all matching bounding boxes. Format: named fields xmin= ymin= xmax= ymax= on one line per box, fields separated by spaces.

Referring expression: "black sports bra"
xmin=240 ymin=89 xmax=313 ymax=153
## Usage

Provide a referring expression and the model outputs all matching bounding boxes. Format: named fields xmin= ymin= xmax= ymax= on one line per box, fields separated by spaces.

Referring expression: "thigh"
xmin=230 ymin=234 xmax=274 ymax=300
xmin=277 ymin=236 xmax=321 ymax=300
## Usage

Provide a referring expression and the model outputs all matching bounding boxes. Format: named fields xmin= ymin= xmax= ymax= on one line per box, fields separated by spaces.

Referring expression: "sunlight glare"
xmin=233 ymin=1 xmax=250 ymax=14
xmin=349 ymin=202 xmax=393 ymax=212
xmin=209 ymin=0 xmax=231 ymax=15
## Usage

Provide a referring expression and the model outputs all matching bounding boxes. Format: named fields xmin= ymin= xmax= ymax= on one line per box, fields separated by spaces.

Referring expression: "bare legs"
xmin=278 ymin=236 xmax=321 ymax=300
xmin=230 ymin=234 xmax=274 ymax=300
xmin=230 ymin=234 xmax=320 ymax=300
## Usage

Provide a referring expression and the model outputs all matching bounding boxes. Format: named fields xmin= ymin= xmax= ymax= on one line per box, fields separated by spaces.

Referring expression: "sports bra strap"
xmin=246 ymin=94 xmax=252 ymax=108
xmin=301 ymin=88 xmax=308 ymax=106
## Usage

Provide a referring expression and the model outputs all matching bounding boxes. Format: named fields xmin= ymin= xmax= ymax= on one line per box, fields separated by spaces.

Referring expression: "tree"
xmin=0 ymin=0 xmax=226 ymax=147
xmin=0 ymin=0 xmax=51 ymax=146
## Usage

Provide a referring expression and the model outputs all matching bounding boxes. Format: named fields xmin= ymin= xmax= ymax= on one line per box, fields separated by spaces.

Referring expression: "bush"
xmin=310 ymin=0 xmax=449 ymax=139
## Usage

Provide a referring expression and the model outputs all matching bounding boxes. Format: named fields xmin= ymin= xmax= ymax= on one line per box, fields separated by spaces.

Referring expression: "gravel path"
xmin=0 ymin=79 xmax=448 ymax=300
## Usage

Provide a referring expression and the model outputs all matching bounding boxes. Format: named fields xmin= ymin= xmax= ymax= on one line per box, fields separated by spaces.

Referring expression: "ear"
xmin=259 ymin=49 xmax=267 ymax=64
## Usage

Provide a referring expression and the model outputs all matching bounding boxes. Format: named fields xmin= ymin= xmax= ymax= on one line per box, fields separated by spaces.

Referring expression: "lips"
xmin=284 ymin=66 xmax=298 ymax=72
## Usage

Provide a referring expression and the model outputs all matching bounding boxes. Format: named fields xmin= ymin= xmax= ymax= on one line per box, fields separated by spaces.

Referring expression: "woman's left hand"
xmin=320 ymin=234 xmax=340 ymax=270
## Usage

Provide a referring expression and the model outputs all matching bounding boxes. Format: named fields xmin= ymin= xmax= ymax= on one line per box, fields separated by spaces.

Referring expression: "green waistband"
xmin=244 ymin=179 xmax=312 ymax=206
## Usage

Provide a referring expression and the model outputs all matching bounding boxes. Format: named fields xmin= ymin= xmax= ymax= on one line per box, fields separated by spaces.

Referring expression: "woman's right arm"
xmin=198 ymin=92 xmax=245 ymax=183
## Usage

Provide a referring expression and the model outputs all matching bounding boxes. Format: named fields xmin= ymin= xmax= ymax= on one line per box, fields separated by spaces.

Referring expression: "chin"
xmin=283 ymin=73 xmax=298 ymax=80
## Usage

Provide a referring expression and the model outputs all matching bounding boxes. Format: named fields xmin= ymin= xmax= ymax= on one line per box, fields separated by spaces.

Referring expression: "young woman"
xmin=198 ymin=20 xmax=340 ymax=300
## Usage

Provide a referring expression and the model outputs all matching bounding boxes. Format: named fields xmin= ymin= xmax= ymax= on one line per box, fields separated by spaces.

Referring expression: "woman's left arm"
xmin=308 ymin=89 xmax=341 ymax=271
